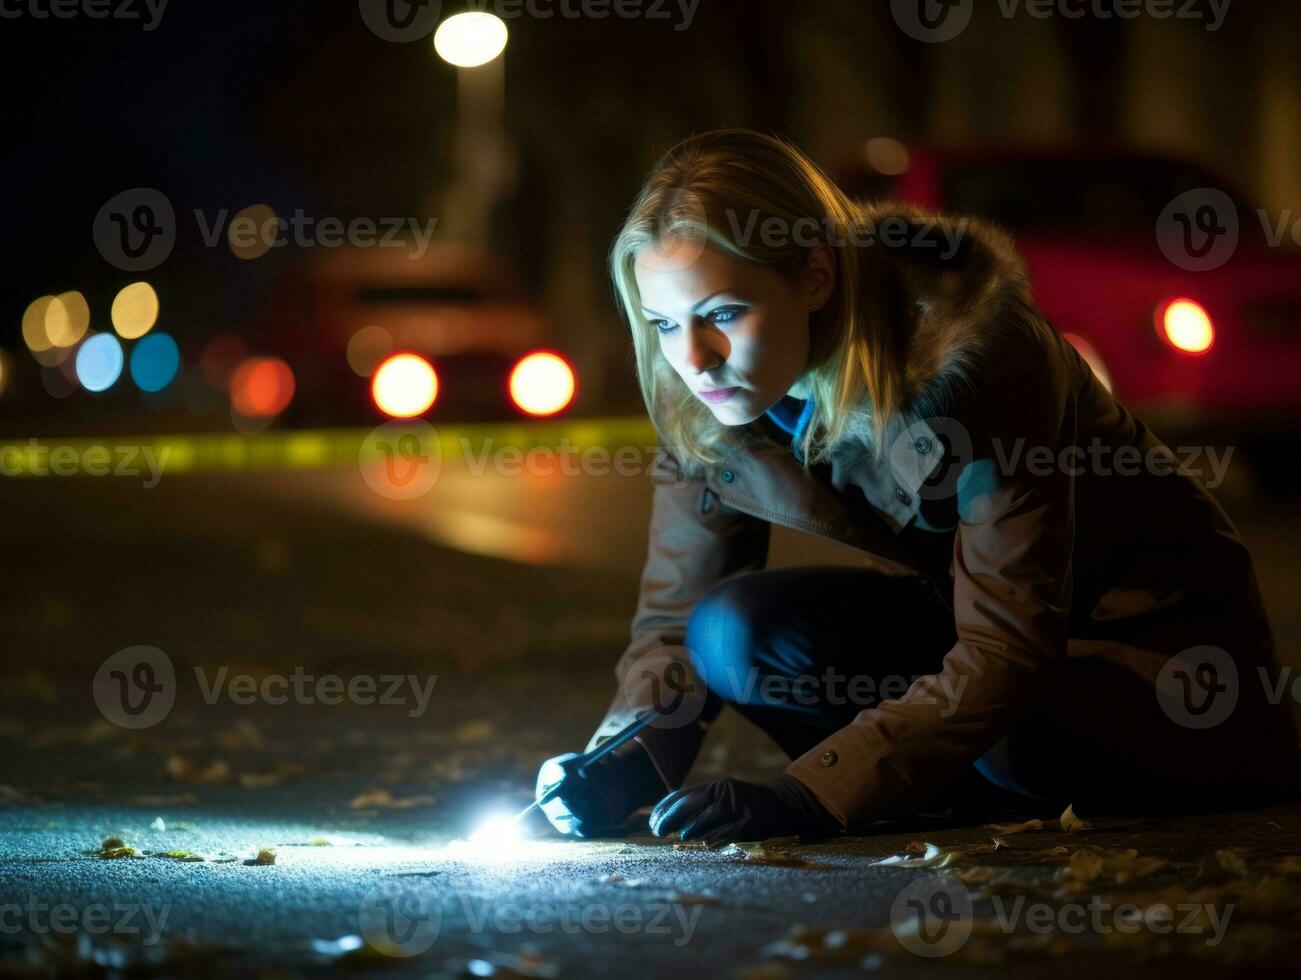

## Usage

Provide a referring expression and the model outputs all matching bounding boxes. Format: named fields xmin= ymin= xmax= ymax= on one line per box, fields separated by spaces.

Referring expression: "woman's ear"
xmin=800 ymin=244 xmax=837 ymax=311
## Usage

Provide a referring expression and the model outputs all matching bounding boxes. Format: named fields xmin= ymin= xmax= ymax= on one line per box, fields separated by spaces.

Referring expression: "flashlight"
xmin=512 ymin=708 xmax=661 ymax=827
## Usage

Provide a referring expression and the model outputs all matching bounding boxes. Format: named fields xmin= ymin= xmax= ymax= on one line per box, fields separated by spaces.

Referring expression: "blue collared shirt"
xmin=763 ymin=393 xmax=817 ymax=463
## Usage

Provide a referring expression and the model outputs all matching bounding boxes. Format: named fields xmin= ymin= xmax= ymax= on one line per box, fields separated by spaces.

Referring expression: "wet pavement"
xmin=2 ymin=453 xmax=1300 ymax=977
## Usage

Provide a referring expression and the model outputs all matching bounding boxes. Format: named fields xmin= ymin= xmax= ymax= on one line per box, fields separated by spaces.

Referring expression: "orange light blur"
xmin=372 ymin=353 xmax=438 ymax=418
xmin=230 ymin=357 xmax=296 ymax=417
xmin=1157 ymin=299 xmax=1214 ymax=355
xmin=509 ymin=351 xmax=575 ymax=417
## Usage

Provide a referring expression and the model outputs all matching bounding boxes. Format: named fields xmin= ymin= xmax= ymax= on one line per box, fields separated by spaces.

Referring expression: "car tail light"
xmin=372 ymin=352 xmax=438 ymax=418
xmin=1156 ymin=299 xmax=1214 ymax=355
xmin=509 ymin=350 xmax=575 ymax=417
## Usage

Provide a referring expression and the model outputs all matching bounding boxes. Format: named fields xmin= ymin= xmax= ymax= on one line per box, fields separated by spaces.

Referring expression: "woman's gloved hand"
xmin=649 ymin=774 xmax=842 ymax=846
xmin=536 ymin=739 xmax=669 ymax=838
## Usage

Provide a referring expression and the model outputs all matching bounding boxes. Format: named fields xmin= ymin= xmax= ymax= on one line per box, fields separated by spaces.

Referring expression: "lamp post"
xmin=434 ymin=12 xmax=513 ymax=245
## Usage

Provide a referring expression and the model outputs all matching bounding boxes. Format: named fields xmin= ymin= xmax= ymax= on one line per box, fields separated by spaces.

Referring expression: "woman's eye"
xmin=651 ymin=319 xmax=677 ymax=335
xmin=708 ymin=306 xmax=745 ymax=325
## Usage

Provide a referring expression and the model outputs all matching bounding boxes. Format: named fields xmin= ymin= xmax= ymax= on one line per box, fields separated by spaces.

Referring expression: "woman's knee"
xmin=684 ymin=573 xmax=773 ymax=704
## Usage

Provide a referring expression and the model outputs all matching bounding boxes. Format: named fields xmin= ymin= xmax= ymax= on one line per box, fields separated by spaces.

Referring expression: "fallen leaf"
xmin=985 ymin=818 xmax=1046 ymax=835
xmin=721 ymin=841 xmax=827 ymax=867
xmin=871 ymin=842 xmax=965 ymax=868
xmin=1059 ymin=804 xmax=1093 ymax=832
xmin=99 ymin=837 xmax=137 ymax=859
xmin=254 ymin=847 xmax=277 ymax=865
xmin=349 ymin=789 xmax=435 ymax=810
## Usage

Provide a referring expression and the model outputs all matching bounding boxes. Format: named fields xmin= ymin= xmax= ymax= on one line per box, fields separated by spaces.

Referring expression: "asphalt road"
xmin=2 ymin=443 xmax=1300 ymax=977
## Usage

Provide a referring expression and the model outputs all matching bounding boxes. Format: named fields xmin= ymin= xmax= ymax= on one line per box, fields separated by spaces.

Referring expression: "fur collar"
xmin=858 ymin=199 xmax=1034 ymax=416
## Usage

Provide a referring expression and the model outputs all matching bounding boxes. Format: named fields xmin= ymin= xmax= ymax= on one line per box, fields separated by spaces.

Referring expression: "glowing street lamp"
xmin=433 ymin=12 xmax=508 ymax=67
xmin=432 ymin=12 xmax=514 ymax=244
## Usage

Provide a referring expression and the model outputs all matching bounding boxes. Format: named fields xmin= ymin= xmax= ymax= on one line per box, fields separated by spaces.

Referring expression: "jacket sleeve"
xmin=584 ymin=433 xmax=771 ymax=789
xmin=786 ymin=316 xmax=1079 ymax=829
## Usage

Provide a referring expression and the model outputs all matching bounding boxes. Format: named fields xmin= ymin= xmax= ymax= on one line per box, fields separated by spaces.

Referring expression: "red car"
xmin=833 ymin=144 xmax=1301 ymax=486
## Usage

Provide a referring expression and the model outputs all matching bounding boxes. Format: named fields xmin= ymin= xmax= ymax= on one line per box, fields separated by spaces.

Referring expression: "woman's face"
xmin=634 ymin=236 xmax=831 ymax=425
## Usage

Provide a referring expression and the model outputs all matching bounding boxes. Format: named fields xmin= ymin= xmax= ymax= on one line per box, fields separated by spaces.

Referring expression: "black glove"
xmin=649 ymin=774 xmax=842 ymax=846
xmin=536 ymin=738 xmax=669 ymax=838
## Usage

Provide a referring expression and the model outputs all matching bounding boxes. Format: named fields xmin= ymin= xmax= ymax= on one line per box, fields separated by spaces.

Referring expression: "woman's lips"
xmin=698 ymin=386 xmax=741 ymax=405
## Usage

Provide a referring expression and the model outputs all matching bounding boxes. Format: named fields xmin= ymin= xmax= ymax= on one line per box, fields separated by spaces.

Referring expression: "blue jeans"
xmin=682 ymin=565 xmax=1296 ymax=814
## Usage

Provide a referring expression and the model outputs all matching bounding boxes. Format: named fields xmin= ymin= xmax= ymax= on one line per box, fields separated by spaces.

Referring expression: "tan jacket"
xmin=587 ymin=202 xmax=1298 ymax=831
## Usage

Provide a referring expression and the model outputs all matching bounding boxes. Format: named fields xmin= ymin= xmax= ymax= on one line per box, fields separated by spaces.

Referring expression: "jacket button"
xmin=820 ymin=750 xmax=838 ymax=767
xmin=721 ymin=469 xmax=735 ymax=484
xmin=915 ymin=436 xmax=932 ymax=455
xmin=894 ymin=487 xmax=911 ymax=505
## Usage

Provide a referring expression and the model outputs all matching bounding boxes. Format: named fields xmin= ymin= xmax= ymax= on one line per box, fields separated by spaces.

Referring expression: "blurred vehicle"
xmin=261 ymin=242 xmax=575 ymax=425
xmin=834 ymin=144 xmax=1301 ymax=487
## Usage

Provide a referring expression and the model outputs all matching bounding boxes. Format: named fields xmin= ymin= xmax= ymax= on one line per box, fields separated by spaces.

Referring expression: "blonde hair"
xmin=609 ymin=128 xmax=904 ymax=477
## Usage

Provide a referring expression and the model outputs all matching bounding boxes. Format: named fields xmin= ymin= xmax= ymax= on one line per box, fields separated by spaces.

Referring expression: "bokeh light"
xmin=228 ymin=204 xmax=278 ymax=260
xmin=0 ymin=349 xmax=11 ymax=398
xmin=865 ymin=137 xmax=910 ymax=176
xmin=346 ymin=325 xmax=395 ymax=378
xmin=45 ymin=291 xmax=90 ymax=348
xmin=372 ymin=353 xmax=438 ymax=418
xmin=434 ymin=12 xmax=508 ymax=67
xmin=76 ymin=333 xmax=125 ymax=392
xmin=1158 ymin=298 xmax=1214 ymax=354
xmin=509 ymin=350 xmax=575 ymax=417
xmin=22 ymin=295 xmax=55 ymax=353
xmin=111 ymin=282 xmax=160 ymax=340
xmin=130 ymin=332 xmax=182 ymax=392
xmin=230 ymin=357 xmax=296 ymax=417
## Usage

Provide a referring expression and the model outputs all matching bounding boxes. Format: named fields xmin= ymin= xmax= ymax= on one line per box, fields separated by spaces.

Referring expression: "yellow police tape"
xmin=0 ymin=418 xmax=661 ymax=479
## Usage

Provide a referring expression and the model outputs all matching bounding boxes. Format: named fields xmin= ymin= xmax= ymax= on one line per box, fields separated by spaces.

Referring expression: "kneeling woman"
xmin=535 ymin=129 xmax=1300 ymax=844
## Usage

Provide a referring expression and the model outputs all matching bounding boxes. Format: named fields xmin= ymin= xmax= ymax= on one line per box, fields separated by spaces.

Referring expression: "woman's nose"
xmin=684 ymin=322 xmax=724 ymax=373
